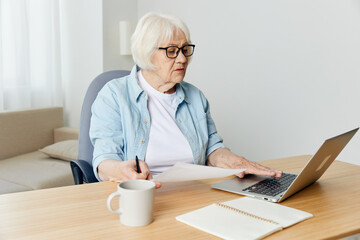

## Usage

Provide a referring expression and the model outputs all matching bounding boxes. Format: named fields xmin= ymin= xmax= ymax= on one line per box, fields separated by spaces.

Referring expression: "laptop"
xmin=211 ymin=128 xmax=359 ymax=202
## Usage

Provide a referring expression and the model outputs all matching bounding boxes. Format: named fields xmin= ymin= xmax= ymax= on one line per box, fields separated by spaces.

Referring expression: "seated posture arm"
xmin=90 ymin=13 xmax=282 ymax=189
xmin=97 ymin=158 xmax=162 ymax=188
xmin=207 ymin=148 xmax=282 ymax=178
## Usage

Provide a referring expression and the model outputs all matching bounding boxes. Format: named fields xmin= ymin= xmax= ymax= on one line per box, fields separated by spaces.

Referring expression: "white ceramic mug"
xmin=107 ymin=180 xmax=155 ymax=227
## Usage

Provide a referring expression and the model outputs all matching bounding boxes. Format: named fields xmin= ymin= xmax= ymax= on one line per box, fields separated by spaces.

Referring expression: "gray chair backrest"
xmin=78 ymin=70 xmax=131 ymax=165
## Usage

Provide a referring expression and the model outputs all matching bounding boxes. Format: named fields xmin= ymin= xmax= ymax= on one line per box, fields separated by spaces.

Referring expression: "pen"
xmin=135 ymin=155 xmax=141 ymax=173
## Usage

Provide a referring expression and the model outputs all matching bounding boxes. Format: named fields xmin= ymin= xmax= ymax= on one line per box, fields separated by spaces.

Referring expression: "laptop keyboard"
xmin=243 ymin=173 xmax=297 ymax=197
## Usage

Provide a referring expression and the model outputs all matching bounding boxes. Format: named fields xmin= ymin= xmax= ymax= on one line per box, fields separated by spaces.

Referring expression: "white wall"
xmin=102 ymin=0 xmax=136 ymax=71
xmin=60 ymin=0 xmax=103 ymax=127
xmin=60 ymin=0 xmax=360 ymax=165
xmin=60 ymin=0 xmax=135 ymax=128
xmin=137 ymin=0 xmax=360 ymax=165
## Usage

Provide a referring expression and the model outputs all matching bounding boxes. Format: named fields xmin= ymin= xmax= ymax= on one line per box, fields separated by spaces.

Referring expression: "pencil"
xmin=135 ymin=155 xmax=141 ymax=173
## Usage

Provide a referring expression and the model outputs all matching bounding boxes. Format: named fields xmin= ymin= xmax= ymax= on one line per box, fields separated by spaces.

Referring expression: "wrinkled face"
xmin=150 ymin=30 xmax=190 ymax=91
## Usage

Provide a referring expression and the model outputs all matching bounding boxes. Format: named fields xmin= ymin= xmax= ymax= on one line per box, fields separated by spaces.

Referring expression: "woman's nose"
xmin=176 ymin=50 xmax=188 ymax=63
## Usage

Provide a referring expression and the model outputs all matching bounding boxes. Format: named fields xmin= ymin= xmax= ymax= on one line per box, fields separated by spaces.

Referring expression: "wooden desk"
xmin=0 ymin=155 xmax=359 ymax=240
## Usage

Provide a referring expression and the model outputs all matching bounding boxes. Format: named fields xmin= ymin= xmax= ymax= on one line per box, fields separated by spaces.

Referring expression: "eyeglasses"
xmin=158 ymin=44 xmax=195 ymax=59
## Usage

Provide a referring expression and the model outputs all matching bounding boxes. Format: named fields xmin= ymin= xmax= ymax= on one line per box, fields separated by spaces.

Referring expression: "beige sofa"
xmin=0 ymin=107 xmax=78 ymax=194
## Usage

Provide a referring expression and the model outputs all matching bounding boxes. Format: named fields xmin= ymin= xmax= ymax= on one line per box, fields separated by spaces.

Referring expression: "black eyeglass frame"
xmin=158 ymin=44 xmax=196 ymax=59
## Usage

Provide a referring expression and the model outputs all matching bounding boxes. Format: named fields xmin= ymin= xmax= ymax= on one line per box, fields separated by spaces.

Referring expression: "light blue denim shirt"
xmin=90 ymin=65 xmax=226 ymax=181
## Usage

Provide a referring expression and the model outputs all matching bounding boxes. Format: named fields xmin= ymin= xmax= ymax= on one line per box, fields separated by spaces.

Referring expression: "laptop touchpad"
xmin=213 ymin=175 xmax=269 ymax=191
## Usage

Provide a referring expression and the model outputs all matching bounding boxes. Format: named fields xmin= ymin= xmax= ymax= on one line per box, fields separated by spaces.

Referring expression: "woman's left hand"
xmin=207 ymin=148 xmax=283 ymax=178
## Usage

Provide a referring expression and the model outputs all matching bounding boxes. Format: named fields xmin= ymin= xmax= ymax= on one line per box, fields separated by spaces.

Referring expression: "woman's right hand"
xmin=98 ymin=158 xmax=162 ymax=188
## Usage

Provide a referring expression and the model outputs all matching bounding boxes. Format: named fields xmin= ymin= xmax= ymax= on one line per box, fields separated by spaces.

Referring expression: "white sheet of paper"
xmin=153 ymin=162 xmax=245 ymax=182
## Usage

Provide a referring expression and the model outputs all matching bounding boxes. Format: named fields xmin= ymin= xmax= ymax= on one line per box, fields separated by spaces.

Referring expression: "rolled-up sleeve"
xmin=89 ymin=84 xmax=125 ymax=181
xmin=200 ymin=93 xmax=227 ymax=159
xmin=205 ymin=111 xmax=226 ymax=158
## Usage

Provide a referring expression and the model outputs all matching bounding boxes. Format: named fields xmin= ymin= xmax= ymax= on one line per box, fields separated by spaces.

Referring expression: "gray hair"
xmin=131 ymin=12 xmax=191 ymax=70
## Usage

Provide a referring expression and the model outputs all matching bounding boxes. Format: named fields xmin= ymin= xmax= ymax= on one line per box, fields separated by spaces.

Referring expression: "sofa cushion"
xmin=39 ymin=140 xmax=78 ymax=161
xmin=0 ymin=179 xmax=32 ymax=194
xmin=0 ymin=151 xmax=74 ymax=190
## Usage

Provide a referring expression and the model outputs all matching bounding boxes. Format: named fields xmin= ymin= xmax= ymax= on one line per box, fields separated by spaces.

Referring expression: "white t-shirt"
xmin=137 ymin=71 xmax=194 ymax=175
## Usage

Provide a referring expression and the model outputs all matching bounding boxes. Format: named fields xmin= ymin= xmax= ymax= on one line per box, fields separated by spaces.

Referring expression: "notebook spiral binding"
xmin=216 ymin=203 xmax=280 ymax=226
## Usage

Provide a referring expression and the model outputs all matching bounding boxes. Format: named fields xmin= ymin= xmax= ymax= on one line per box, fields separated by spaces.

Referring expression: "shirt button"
xmin=143 ymin=120 xmax=147 ymax=124
xmin=141 ymin=140 xmax=145 ymax=144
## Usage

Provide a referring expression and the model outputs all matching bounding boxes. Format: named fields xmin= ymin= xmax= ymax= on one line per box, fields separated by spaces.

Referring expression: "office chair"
xmin=70 ymin=70 xmax=131 ymax=184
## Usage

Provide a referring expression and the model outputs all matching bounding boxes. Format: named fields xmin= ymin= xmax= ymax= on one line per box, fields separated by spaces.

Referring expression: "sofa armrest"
xmin=54 ymin=127 xmax=79 ymax=143
xmin=0 ymin=107 xmax=63 ymax=160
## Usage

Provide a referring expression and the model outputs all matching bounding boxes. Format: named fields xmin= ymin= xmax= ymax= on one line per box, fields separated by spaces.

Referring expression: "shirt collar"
xmin=176 ymin=83 xmax=190 ymax=104
xmin=127 ymin=65 xmax=144 ymax=102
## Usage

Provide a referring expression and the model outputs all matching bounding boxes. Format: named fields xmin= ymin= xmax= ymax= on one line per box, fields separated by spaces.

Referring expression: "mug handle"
xmin=107 ymin=191 xmax=123 ymax=214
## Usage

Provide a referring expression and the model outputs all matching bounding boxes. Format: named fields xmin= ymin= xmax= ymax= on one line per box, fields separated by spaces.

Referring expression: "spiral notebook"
xmin=176 ymin=197 xmax=313 ymax=240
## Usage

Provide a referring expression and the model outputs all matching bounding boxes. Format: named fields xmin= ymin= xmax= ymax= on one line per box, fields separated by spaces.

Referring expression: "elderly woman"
xmin=90 ymin=13 xmax=282 ymax=188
